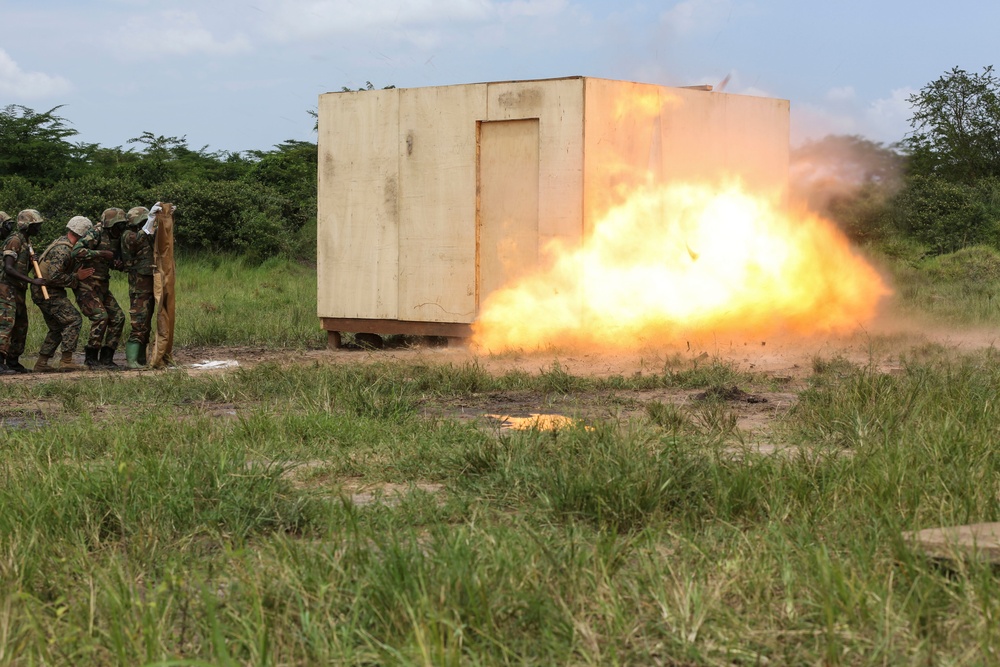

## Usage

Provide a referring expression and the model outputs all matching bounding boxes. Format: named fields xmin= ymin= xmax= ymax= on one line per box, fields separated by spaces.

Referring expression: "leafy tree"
xmin=0 ymin=99 xmax=358 ymax=260
xmin=0 ymin=105 xmax=83 ymax=185
xmin=339 ymin=81 xmax=396 ymax=93
xmin=0 ymin=176 xmax=42 ymax=218
xmin=904 ymin=66 xmax=1000 ymax=183
xmin=245 ymin=140 xmax=317 ymax=225
xmin=125 ymin=132 xmax=253 ymax=187
xmin=75 ymin=143 xmax=143 ymax=179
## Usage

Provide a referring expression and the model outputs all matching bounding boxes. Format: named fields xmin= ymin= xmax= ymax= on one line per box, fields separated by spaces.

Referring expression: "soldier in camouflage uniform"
xmin=31 ymin=217 xmax=96 ymax=372
xmin=120 ymin=206 xmax=155 ymax=369
xmin=0 ymin=210 xmax=47 ymax=374
xmin=73 ymin=208 xmax=127 ymax=369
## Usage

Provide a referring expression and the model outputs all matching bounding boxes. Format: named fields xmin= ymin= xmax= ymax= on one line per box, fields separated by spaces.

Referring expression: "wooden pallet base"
xmin=902 ymin=523 xmax=1000 ymax=563
xmin=321 ymin=318 xmax=472 ymax=349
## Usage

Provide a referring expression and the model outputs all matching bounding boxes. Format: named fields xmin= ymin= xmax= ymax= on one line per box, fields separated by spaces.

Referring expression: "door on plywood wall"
xmin=477 ymin=119 xmax=540 ymax=311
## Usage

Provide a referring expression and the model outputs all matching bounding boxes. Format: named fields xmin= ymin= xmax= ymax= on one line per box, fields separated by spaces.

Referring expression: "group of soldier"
xmin=0 ymin=206 xmax=156 ymax=374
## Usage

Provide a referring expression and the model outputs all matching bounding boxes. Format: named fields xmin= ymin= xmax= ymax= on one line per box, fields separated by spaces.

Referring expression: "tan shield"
xmin=147 ymin=203 xmax=175 ymax=367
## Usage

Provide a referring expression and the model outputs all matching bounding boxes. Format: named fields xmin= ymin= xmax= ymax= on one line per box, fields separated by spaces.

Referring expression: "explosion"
xmin=472 ymin=179 xmax=890 ymax=351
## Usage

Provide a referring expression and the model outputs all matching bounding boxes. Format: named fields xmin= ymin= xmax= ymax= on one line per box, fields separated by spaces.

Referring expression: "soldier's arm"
xmin=109 ymin=236 xmax=124 ymax=270
xmin=74 ymin=228 xmax=100 ymax=251
xmin=3 ymin=254 xmax=43 ymax=285
xmin=121 ymin=230 xmax=151 ymax=269
xmin=73 ymin=230 xmax=113 ymax=262
xmin=3 ymin=237 xmax=41 ymax=285
xmin=120 ymin=231 xmax=135 ymax=269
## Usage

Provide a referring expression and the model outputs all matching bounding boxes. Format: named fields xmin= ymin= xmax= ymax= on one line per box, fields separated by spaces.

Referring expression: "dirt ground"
xmin=170 ymin=319 xmax=999 ymax=375
xmin=4 ymin=324 xmax=997 ymax=446
xmin=188 ymin=323 xmax=998 ymax=442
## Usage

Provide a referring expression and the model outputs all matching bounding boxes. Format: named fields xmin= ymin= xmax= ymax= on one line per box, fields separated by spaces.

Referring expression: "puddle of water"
xmin=2 ymin=413 xmax=46 ymax=431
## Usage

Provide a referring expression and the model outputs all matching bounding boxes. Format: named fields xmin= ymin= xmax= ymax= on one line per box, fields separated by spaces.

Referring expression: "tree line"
xmin=2 ymin=66 xmax=998 ymax=263
xmin=796 ymin=65 xmax=1000 ymax=256
xmin=0 ymin=105 xmax=317 ymax=262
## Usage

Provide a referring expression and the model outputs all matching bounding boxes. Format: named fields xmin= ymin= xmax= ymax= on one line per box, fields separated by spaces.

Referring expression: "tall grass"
xmin=874 ymin=243 xmax=1000 ymax=325
xmin=7 ymin=240 xmax=1000 ymax=663
xmin=1 ymin=349 xmax=1000 ymax=663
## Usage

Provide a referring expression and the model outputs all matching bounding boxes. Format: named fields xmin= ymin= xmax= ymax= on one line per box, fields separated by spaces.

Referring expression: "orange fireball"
xmin=472 ymin=179 xmax=890 ymax=351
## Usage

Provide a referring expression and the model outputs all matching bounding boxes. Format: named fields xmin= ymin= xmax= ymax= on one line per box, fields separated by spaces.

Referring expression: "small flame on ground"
xmin=472 ymin=180 xmax=890 ymax=352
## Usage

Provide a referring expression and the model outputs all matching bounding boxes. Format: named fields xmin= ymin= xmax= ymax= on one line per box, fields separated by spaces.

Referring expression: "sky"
xmin=1 ymin=0 xmax=998 ymax=154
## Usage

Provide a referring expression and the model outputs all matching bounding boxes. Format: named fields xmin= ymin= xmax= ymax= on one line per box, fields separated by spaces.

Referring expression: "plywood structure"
xmin=317 ymin=77 xmax=789 ymax=343
xmin=478 ymin=119 xmax=540 ymax=303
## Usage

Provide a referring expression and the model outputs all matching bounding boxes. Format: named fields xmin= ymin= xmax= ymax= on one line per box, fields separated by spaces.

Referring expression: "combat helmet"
xmin=126 ymin=206 xmax=149 ymax=227
xmin=101 ymin=207 xmax=127 ymax=226
xmin=66 ymin=216 xmax=93 ymax=237
xmin=16 ymin=209 xmax=44 ymax=233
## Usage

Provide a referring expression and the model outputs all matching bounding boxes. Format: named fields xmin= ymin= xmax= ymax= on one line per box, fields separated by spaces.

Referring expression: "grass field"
xmin=1 ymin=249 xmax=1000 ymax=664
xmin=20 ymin=253 xmax=324 ymax=357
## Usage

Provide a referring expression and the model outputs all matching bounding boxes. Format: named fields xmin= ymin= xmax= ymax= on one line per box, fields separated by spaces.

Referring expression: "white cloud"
xmin=120 ymin=10 xmax=251 ymax=57
xmin=792 ymin=87 xmax=917 ymax=146
xmin=825 ymin=85 xmax=855 ymax=103
xmin=791 ymin=102 xmax=858 ymax=145
xmin=0 ymin=49 xmax=73 ymax=98
xmin=659 ymin=0 xmax=732 ymax=35
xmin=733 ymin=85 xmax=774 ymax=98
xmin=863 ymin=87 xmax=914 ymax=143
xmin=256 ymin=0 xmax=496 ymax=41
xmin=498 ymin=0 xmax=568 ymax=18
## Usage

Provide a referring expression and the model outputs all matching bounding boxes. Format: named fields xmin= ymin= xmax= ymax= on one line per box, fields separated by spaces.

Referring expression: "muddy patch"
xmin=260 ymin=460 xmax=446 ymax=508
xmin=0 ymin=400 xmax=62 ymax=431
xmin=694 ymin=385 xmax=768 ymax=403
xmin=341 ymin=482 xmax=445 ymax=508
xmin=1 ymin=409 xmax=47 ymax=431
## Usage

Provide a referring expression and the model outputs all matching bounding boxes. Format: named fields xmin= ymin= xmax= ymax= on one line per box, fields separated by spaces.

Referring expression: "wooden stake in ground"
xmin=147 ymin=203 xmax=175 ymax=368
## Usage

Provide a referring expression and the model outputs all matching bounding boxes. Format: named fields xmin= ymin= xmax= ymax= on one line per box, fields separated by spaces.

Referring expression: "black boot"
xmin=5 ymin=356 xmax=29 ymax=373
xmin=137 ymin=344 xmax=147 ymax=367
xmin=0 ymin=354 xmax=15 ymax=376
xmin=99 ymin=346 xmax=121 ymax=370
xmin=84 ymin=346 xmax=102 ymax=370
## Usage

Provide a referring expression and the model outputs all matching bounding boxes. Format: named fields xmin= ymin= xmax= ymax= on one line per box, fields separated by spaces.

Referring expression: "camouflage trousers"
xmin=0 ymin=282 xmax=28 ymax=358
xmin=128 ymin=273 xmax=155 ymax=345
xmin=33 ymin=293 xmax=82 ymax=357
xmin=75 ymin=280 xmax=125 ymax=349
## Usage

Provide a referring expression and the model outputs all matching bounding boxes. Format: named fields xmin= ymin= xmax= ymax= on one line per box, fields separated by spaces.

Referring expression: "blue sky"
xmin=2 ymin=0 xmax=997 ymax=153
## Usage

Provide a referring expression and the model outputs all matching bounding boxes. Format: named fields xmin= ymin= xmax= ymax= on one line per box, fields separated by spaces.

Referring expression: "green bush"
xmin=826 ymin=182 xmax=897 ymax=243
xmin=0 ymin=174 xmax=42 ymax=217
xmin=32 ymin=175 xmax=149 ymax=244
xmin=155 ymin=179 xmax=292 ymax=261
xmin=894 ymin=174 xmax=1000 ymax=253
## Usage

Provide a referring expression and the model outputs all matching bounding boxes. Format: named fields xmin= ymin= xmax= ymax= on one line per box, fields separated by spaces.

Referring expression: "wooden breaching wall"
xmin=317 ymin=77 xmax=789 ymax=346
xmin=148 ymin=202 xmax=175 ymax=368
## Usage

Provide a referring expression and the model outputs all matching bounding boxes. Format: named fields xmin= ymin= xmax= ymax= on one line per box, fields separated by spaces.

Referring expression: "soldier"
xmin=0 ymin=210 xmax=47 ymax=374
xmin=120 ymin=206 xmax=155 ymax=369
xmin=31 ymin=216 xmax=95 ymax=372
xmin=73 ymin=208 xmax=127 ymax=369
